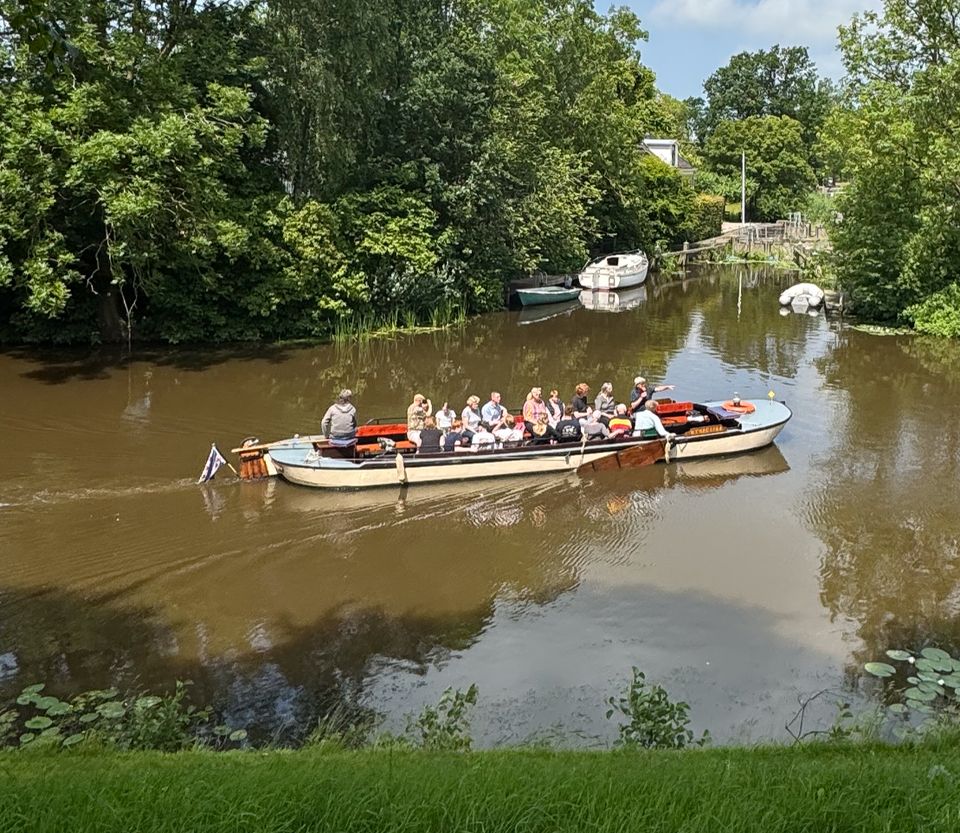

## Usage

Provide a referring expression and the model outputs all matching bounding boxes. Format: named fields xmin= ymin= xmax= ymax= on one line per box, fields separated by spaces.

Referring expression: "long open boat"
xmin=232 ymin=398 xmax=791 ymax=490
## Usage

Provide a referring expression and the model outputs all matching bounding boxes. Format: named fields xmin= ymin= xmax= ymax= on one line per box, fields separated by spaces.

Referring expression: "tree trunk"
xmin=94 ymin=278 xmax=125 ymax=344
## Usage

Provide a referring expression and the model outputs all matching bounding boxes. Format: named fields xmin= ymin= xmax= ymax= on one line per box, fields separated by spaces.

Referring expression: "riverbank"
xmin=3 ymin=745 xmax=957 ymax=832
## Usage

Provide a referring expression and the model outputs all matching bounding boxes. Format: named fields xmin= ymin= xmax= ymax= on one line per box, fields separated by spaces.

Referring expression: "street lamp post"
xmin=741 ymin=151 xmax=746 ymax=225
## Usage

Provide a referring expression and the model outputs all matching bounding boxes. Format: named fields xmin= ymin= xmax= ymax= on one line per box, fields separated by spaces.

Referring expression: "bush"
xmin=685 ymin=194 xmax=725 ymax=241
xmin=905 ymin=283 xmax=960 ymax=338
xmin=606 ymin=668 xmax=709 ymax=749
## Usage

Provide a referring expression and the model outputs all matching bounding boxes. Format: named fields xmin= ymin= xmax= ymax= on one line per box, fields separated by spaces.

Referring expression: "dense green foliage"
xmin=686 ymin=194 xmax=725 ymax=241
xmin=687 ymin=46 xmax=835 ymax=223
xmin=5 ymin=745 xmax=960 ymax=832
xmin=826 ymin=0 xmax=960 ymax=330
xmin=689 ymin=45 xmax=834 ymax=152
xmin=0 ymin=0 xmax=710 ymax=344
xmin=702 ymin=115 xmax=816 ymax=221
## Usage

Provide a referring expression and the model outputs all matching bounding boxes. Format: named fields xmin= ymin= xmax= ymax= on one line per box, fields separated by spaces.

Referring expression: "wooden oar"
xmin=576 ymin=439 xmax=666 ymax=474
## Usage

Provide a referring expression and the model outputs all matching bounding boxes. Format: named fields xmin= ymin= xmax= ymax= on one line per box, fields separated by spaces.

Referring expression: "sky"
xmin=622 ymin=0 xmax=881 ymax=99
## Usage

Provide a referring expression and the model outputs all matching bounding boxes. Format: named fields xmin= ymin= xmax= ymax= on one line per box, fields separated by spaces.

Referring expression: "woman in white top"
xmin=461 ymin=395 xmax=483 ymax=438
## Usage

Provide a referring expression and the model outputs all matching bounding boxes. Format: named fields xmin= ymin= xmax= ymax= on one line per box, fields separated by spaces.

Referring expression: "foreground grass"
xmin=3 ymin=745 xmax=960 ymax=832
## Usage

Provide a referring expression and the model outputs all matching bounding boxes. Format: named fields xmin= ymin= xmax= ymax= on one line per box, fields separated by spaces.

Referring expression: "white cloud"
xmin=649 ymin=0 xmax=875 ymax=47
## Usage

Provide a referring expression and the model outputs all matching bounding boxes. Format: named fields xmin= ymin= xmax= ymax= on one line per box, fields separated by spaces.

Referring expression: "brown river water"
xmin=2 ymin=265 xmax=960 ymax=745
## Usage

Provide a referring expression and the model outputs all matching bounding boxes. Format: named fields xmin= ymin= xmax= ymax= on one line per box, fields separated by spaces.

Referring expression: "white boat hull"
xmin=271 ymin=443 xmax=640 ymax=489
xmin=579 ymin=252 xmax=649 ymax=290
xmin=266 ymin=400 xmax=791 ymax=490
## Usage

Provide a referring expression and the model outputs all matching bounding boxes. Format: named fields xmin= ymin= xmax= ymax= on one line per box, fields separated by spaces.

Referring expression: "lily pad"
xmin=917 ymin=681 xmax=945 ymax=696
xmin=24 ymin=716 xmax=53 ymax=730
xmin=922 ymin=647 xmax=952 ymax=662
xmin=887 ymin=703 xmax=909 ymax=715
xmin=940 ymin=675 xmax=960 ymax=689
xmin=96 ymin=702 xmax=126 ymax=720
xmin=865 ymin=662 xmax=897 ymax=678
xmin=886 ymin=650 xmax=914 ymax=661
xmin=36 ymin=696 xmax=63 ymax=712
xmin=916 ymin=659 xmax=938 ymax=673
xmin=19 ymin=732 xmax=35 ymax=745
xmin=62 ymin=734 xmax=84 ymax=747
xmin=46 ymin=702 xmax=71 ymax=717
xmin=15 ymin=693 xmax=39 ymax=706
xmin=135 ymin=696 xmax=161 ymax=710
xmin=228 ymin=729 xmax=248 ymax=742
xmin=906 ymin=688 xmax=938 ymax=702
xmin=78 ymin=712 xmax=99 ymax=724
xmin=21 ymin=684 xmax=45 ymax=696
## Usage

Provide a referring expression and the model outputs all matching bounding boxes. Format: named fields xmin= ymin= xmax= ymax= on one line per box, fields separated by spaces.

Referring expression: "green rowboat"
xmin=516 ymin=286 xmax=582 ymax=307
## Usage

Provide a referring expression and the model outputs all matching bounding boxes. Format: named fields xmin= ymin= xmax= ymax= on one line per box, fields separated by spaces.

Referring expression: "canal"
xmin=2 ymin=264 xmax=959 ymax=745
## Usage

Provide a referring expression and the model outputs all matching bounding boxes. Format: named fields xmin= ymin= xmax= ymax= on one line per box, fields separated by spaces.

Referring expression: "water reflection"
xmin=517 ymin=300 xmax=580 ymax=326
xmin=807 ymin=330 xmax=960 ymax=670
xmin=4 ymin=265 xmax=959 ymax=744
xmin=579 ymin=285 xmax=647 ymax=312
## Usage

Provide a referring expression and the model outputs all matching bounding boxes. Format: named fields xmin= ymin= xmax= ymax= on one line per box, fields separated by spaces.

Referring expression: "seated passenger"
xmin=493 ymin=414 xmax=524 ymax=445
xmin=407 ymin=393 xmax=432 ymax=444
xmin=582 ymin=407 xmax=611 ymax=440
xmin=481 ymin=391 xmax=509 ymax=431
xmin=435 ymin=402 xmax=456 ymax=434
xmin=471 ymin=424 xmax=496 ymax=449
xmin=594 ymin=382 xmax=616 ymax=422
xmin=461 ymin=395 xmax=483 ymax=439
xmin=521 ymin=387 xmax=548 ymax=432
xmin=546 ymin=390 xmax=564 ymax=426
xmin=632 ymin=400 xmax=676 ymax=440
xmin=570 ymin=383 xmax=590 ymax=419
xmin=554 ymin=405 xmax=583 ymax=442
xmin=608 ymin=403 xmax=633 ymax=436
xmin=443 ymin=419 xmax=467 ymax=451
xmin=528 ymin=413 xmax=558 ymax=445
xmin=416 ymin=416 xmax=443 ymax=454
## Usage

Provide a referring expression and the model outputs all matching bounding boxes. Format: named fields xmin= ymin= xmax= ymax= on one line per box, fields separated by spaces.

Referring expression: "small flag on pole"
xmin=198 ymin=443 xmax=228 ymax=483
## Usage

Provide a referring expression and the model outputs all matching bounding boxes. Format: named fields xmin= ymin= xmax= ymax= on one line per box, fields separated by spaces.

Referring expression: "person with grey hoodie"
xmin=321 ymin=389 xmax=358 ymax=444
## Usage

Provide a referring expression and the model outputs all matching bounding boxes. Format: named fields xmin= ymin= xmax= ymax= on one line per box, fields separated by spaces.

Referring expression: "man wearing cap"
xmin=628 ymin=376 xmax=675 ymax=414
xmin=321 ymin=389 xmax=358 ymax=445
xmin=406 ymin=393 xmax=432 ymax=444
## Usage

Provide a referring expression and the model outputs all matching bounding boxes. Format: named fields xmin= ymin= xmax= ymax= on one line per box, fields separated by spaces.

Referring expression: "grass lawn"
xmin=2 ymin=744 xmax=960 ymax=832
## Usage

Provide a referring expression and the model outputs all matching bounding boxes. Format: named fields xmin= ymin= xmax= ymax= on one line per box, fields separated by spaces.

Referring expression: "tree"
xmin=695 ymin=45 xmax=834 ymax=163
xmin=702 ymin=115 xmax=815 ymax=221
xmin=828 ymin=0 xmax=960 ymax=326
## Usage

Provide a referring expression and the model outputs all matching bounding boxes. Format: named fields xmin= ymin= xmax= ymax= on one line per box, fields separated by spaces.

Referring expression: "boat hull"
xmin=516 ymin=287 xmax=582 ymax=307
xmin=579 ymin=252 xmax=648 ymax=290
xmin=271 ymin=442 xmax=648 ymax=489
xmin=266 ymin=400 xmax=791 ymax=490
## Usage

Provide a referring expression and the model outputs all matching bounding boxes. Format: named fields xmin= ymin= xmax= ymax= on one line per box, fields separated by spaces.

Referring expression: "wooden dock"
xmin=666 ymin=219 xmax=830 ymax=269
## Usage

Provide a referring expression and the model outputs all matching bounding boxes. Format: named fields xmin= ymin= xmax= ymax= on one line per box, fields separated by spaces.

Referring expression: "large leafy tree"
xmin=829 ymin=0 xmax=960 ymax=330
xmin=702 ymin=115 xmax=815 ymax=221
xmin=692 ymin=45 xmax=834 ymax=162
xmin=0 ymin=0 xmax=704 ymax=343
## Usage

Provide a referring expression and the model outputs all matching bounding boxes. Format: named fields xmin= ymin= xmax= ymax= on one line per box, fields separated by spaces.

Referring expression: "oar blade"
xmin=577 ymin=440 xmax=665 ymax=475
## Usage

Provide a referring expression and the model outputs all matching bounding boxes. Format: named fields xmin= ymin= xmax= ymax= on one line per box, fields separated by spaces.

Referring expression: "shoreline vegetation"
xmin=5 ymin=746 xmax=960 ymax=832
xmin=4 ymin=0 xmax=956 ymax=343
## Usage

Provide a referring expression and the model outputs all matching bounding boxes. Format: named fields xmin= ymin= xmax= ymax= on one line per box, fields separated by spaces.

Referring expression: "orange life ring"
xmin=722 ymin=400 xmax=756 ymax=414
